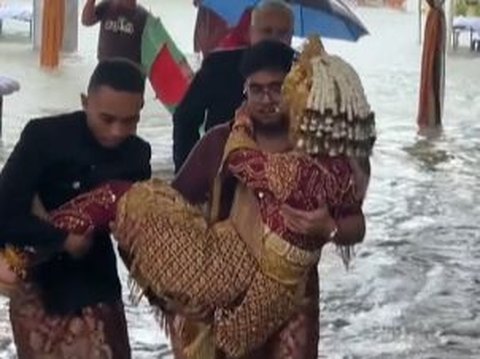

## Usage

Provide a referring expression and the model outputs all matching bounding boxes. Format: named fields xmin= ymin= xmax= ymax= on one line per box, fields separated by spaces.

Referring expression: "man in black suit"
xmin=172 ymin=0 xmax=294 ymax=171
xmin=0 ymin=59 xmax=151 ymax=359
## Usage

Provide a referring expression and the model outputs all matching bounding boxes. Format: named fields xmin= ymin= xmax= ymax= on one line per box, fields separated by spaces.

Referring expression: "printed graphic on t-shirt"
xmin=104 ymin=16 xmax=135 ymax=35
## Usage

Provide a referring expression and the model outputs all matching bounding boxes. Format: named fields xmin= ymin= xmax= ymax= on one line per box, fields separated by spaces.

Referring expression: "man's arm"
xmin=140 ymin=146 xmax=152 ymax=180
xmin=133 ymin=142 xmax=152 ymax=181
xmin=324 ymin=157 xmax=370 ymax=246
xmin=81 ymin=0 xmax=108 ymax=26
xmin=350 ymin=157 xmax=371 ymax=200
xmin=172 ymin=60 xmax=212 ymax=172
xmin=332 ymin=212 xmax=365 ymax=246
xmin=0 ymin=121 xmax=68 ymax=249
xmin=172 ymin=125 xmax=229 ymax=204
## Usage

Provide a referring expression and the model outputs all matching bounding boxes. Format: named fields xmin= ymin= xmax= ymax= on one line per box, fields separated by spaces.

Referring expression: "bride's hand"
xmin=109 ymin=220 xmax=140 ymax=252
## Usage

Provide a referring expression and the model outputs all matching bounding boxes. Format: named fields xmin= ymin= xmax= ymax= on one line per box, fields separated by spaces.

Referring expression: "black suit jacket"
xmin=0 ymin=111 xmax=151 ymax=314
xmin=172 ymin=48 xmax=245 ymax=171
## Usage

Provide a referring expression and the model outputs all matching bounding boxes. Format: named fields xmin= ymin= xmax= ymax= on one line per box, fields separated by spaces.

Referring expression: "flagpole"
xmin=418 ymin=0 xmax=422 ymax=44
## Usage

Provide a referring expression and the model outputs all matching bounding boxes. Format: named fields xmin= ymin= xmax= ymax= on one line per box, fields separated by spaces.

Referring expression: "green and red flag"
xmin=142 ymin=14 xmax=193 ymax=114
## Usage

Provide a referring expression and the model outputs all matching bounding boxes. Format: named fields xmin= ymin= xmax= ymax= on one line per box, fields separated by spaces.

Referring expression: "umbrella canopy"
xmin=201 ymin=0 xmax=368 ymax=41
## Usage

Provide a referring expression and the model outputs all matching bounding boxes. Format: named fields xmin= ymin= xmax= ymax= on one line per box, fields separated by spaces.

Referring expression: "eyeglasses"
xmin=245 ymin=81 xmax=283 ymax=102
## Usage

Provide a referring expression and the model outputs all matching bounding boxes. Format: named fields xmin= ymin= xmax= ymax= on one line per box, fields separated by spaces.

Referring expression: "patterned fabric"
xmin=214 ymin=270 xmax=297 ymax=358
xmin=167 ymin=272 xmax=319 ymax=359
xmin=49 ymin=181 xmax=132 ymax=234
xmin=264 ymin=296 xmax=319 ymax=359
xmin=224 ymin=127 xmax=362 ymax=251
xmin=9 ymin=284 xmax=130 ymax=359
xmin=115 ymin=179 xmax=299 ymax=358
xmin=117 ymin=180 xmax=257 ymax=309
xmin=0 ymin=181 xmax=132 ymax=287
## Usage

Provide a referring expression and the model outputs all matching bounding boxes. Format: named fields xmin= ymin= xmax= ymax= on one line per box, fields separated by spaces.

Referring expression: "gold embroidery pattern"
xmin=223 ymin=126 xmax=258 ymax=155
xmin=117 ymin=180 xmax=256 ymax=310
xmin=262 ymin=226 xmax=320 ymax=287
xmin=50 ymin=185 xmax=118 ymax=231
xmin=264 ymin=153 xmax=300 ymax=203
xmin=215 ymin=271 xmax=297 ymax=358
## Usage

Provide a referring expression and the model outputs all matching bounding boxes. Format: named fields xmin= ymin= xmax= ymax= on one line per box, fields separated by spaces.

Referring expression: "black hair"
xmin=240 ymin=40 xmax=295 ymax=78
xmin=87 ymin=58 xmax=146 ymax=94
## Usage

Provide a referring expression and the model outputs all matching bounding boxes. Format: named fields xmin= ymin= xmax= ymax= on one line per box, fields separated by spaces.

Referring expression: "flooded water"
xmin=1 ymin=1 xmax=480 ymax=358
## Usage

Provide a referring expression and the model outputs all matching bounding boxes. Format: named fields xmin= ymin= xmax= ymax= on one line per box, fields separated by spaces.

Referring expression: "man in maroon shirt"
xmin=81 ymin=0 xmax=148 ymax=64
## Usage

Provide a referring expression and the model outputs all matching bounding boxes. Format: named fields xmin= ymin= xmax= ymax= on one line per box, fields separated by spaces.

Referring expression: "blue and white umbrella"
xmin=201 ymin=0 xmax=369 ymax=41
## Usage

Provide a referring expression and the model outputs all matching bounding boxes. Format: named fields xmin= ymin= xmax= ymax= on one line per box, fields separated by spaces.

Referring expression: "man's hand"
xmin=63 ymin=227 xmax=94 ymax=258
xmin=81 ymin=0 xmax=100 ymax=26
xmin=281 ymin=196 xmax=336 ymax=240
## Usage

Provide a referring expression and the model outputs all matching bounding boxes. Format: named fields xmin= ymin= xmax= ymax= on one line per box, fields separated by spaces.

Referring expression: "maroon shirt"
xmin=172 ymin=123 xmax=319 ymax=359
xmin=95 ymin=1 xmax=148 ymax=64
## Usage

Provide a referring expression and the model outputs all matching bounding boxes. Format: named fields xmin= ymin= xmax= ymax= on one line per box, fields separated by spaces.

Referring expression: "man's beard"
xmin=251 ymin=114 xmax=289 ymax=137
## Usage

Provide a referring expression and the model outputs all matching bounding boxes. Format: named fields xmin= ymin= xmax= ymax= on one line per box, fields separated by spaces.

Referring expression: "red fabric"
xmin=50 ymin=181 xmax=132 ymax=234
xmin=194 ymin=6 xmax=229 ymax=57
xmin=417 ymin=2 xmax=446 ymax=128
xmin=149 ymin=47 xmax=192 ymax=108
xmin=216 ymin=9 xmax=252 ymax=51
xmin=227 ymin=149 xmax=361 ymax=251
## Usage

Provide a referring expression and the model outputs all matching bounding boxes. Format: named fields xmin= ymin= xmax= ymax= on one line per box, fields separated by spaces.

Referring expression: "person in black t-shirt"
xmin=82 ymin=0 xmax=148 ymax=64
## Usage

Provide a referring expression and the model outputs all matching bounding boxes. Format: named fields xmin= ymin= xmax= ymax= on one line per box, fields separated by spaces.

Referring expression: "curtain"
xmin=40 ymin=0 xmax=65 ymax=68
xmin=417 ymin=0 xmax=446 ymax=128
